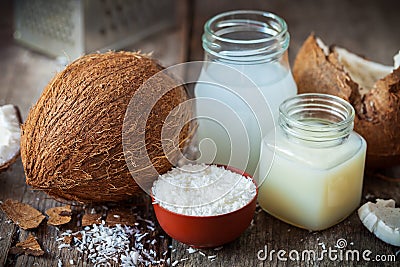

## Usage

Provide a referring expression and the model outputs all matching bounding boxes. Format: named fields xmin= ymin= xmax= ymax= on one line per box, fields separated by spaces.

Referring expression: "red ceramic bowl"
xmin=152 ymin=165 xmax=257 ymax=248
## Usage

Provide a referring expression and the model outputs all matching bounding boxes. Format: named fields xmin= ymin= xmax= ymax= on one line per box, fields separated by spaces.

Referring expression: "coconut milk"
xmin=195 ymin=62 xmax=297 ymax=175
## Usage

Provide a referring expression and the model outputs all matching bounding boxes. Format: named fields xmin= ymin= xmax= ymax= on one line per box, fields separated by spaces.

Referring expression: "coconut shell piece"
xmin=293 ymin=35 xmax=360 ymax=102
xmin=81 ymin=213 xmax=102 ymax=226
xmin=20 ymin=51 xmax=193 ymax=203
xmin=293 ymin=34 xmax=400 ymax=168
xmin=62 ymin=232 xmax=82 ymax=245
xmin=9 ymin=234 xmax=44 ymax=256
xmin=0 ymin=105 xmax=22 ymax=172
xmin=0 ymin=199 xmax=45 ymax=230
xmin=45 ymin=205 xmax=72 ymax=226
xmin=62 ymin=235 xmax=73 ymax=245
xmin=106 ymin=208 xmax=136 ymax=226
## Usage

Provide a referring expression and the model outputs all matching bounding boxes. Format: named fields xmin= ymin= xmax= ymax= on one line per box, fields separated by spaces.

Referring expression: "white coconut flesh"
xmin=395 ymin=51 xmax=400 ymax=69
xmin=358 ymin=199 xmax=400 ymax=247
xmin=316 ymin=37 xmax=330 ymax=56
xmin=316 ymin=38 xmax=398 ymax=95
xmin=0 ymin=105 xmax=20 ymax=168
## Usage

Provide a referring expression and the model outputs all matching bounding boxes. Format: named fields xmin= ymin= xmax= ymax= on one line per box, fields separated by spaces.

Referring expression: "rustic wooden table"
xmin=1 ymin=0 xmax=400 ymax=266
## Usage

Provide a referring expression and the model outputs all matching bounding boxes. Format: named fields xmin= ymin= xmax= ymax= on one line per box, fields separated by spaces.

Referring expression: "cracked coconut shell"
xmin=21 ymin=51 xmax=193 ymax=203
xmin=9 ymin=234 xmax=45 ymax=256
xmin=0 ymin=105 xmax=22 ymax=172
xmin=0 ymin=199 xmax=45 ymax=230
xmin=293 ymin=34 xmax=400 ymax=168
xmin=358 ymin=199 xmax=400 ymax=246
xmin=45 ymin=205 xmax=72 ymax=226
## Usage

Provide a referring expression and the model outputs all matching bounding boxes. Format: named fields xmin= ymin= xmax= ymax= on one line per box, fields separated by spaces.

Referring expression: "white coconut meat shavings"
xmin=152 ymin=164 xmax=256 ymax=216
xmin=57 ymin=220 xmax=163 ymax=267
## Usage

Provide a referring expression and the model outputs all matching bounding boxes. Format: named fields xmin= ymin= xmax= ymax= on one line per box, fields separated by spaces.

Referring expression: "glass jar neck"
xmin=279 ymin=94 xmax=355 ymax=147
xmin=202 ymin=10 xmax=290 ymax=64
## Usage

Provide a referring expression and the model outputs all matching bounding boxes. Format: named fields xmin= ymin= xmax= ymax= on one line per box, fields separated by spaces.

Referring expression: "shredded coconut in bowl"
xmin=152 ymin=164 xmax=257 ymax=216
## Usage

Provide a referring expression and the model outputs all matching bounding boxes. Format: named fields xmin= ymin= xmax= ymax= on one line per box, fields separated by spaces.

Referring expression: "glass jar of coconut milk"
xmin=194 ymin=10 xmax=297 ymax=175
xmin=258 ymin=93 xmax=367 ymax=231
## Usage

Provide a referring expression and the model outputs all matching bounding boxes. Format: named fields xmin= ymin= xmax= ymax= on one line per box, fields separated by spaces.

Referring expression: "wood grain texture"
xmin=1 ymin=164 xmax=172 ymax=267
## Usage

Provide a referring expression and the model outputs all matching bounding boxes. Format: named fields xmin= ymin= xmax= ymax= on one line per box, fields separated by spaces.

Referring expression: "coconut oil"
xmin=258 ymin=94 xmax=367 ymax=231
xmin=194 ymin=10 xmax=297 ymax=175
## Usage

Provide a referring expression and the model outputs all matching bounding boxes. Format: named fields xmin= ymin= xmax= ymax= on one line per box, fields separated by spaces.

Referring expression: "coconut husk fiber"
xmin=21 ymin=51 xmax=193 ymax=203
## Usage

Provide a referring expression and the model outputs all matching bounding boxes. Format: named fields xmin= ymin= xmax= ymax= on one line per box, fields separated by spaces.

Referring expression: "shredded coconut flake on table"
xmin=187 ymin=247 xmax=197 ymax=254
xmin=57 ymin=219 xmax=164 ymax=267
xmin=174 ymin=245 xmax=222 ymax=263
xmin=152 ymin=164 xmax=256 ymax=216
xmin=318 ymin=242 xmax=326 ymax=250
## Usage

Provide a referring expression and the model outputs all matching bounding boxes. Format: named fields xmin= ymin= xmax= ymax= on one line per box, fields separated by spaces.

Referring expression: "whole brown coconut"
xmin=293 ymin=34 xmax=400 ymax=168
xmin=20 ymin=52 xmax=193 ymax=203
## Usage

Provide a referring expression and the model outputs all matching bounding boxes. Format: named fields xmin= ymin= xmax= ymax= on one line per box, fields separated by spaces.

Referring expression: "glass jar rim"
xmin=279 ymin=93 xmax=355 ymax=145
xmin=204 ymin=10 xmax=288 ymax=45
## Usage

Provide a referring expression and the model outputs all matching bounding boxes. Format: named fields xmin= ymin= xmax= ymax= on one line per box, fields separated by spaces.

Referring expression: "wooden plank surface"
xmin=1 ymin=0 xmax=400 ymax=266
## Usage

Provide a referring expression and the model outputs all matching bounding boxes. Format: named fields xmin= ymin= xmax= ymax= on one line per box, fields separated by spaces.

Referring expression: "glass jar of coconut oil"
xmin=194 ymin=10 xmax=297 ymax=176
xmin=258 ymin=93 xmax=367 ymax=231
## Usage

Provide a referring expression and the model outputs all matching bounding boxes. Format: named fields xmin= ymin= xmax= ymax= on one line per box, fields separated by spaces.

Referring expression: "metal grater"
xmin=14 ymin=0 xmax=176 ymax=60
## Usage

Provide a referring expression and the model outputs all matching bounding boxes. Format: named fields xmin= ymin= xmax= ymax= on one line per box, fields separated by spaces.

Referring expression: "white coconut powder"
xmin=152 ymin=164 xmax=256 ymax=216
